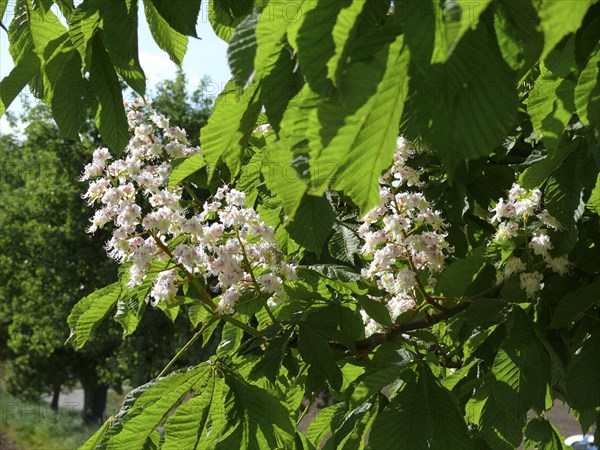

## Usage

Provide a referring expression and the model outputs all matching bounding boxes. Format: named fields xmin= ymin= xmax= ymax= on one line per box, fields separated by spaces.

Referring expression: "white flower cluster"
xmin=358 ymin=138 xmax=452 ymax=335
xmin=81 ymin=100 xmax=296 ymax=314
xmin=489 ymin=183 xmax=569 ymax=297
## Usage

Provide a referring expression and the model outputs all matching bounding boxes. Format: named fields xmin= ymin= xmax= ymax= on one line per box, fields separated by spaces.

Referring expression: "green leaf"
xmin=79 ymin=418 xmax=113 ymax=450
xmin=43 ymin=46 xmax=85 ymax=140
xmin=575 ymin=43 xmax=600 ymax=127
xmin=286 ymin=194 xmax=335 ymax=254
xmin=523 ymin=417 xmax=568 ymax=450
xmin=201 ymin=80 xmax=262 ymax=176
xmin=328 ymin=223 xmax=360 ymax=264
xmin=227 ymin=11 xmax=258 ymax=86
xmin=0 ymin=0 xmax=9 ymax=19
xmin=147 ymin=0 xmax=201 ymax=37
xmin=545 ymin=150 xmax=588 ymax=235
xmin=551 ymin=281 xmax=600 ymax=328
xmin=114 ymin=295 xmax=143 ymax=338
xmin=101 ymin=0 xmax=146 ymax=95
xmin=261 ymin=142 xmax=307 ymax=222
xmin=466 ymin=377 xmax=528 ymax=449
xmin=519 ymin=137 xmax=577 ymax=189
xmin=298 ymin=322 xmax=343 ymax=390
xmin=325 ymin=398 xmax=378 ymax=450
xmin=236 ymin=150 xmax=262 ymax=206
xmin=162 ymin=375 xmax=228 ymax=450
xmin=168 ymin=153 xmax=206 ymax=189
xmin=369 ymin=366 xmax=472 ymax=449
xmin=355 ymin=295 xmax=392 ymax=327
xmin=208 ymin=0 xmax=252 ymax=43
xmin=493 ymin=0 xmax=543 ymax=75
xmin=291 ymin=0 xmax=344 ymax=93
xmin=216 ymin=368 xmax=295 ymax=449
xmin=588 ymin=173 xmax=600 ymax=214
xmin=68 ymin=0 xmax=101 ymax=69
xmin=326 ymin=0 xmax=368 ymax=88
xmin=442 ymin=0 xmax=492 ymax=59
xmin=0 ymin=50 xmax=41 ymax=117
xmin=319 ymin=22 xmax=412 ymax=213
xmin=89 ymin=33 xmax=129 ymax=152
xmin=350 ymin=350 xmax=413 ymax=405
xmin=253 ymin=0 xmax=293 ymax=78
xmin=566 ymin=327 xmax=600 ymax=415
xmin=250 ymin=330 xmax=291 ymax=382
xmin=102 ymin=365 xmax=212 ymax=449
xmin=437 ymin=246 xmax=488 ymax=298
xmin=492 ymin=308 xmax=550 ymax=415
xmin=143 ymin=0 xmax=188 ymax=66
xmin=66 ymin=282 xmax=121 ymax=349
xmin=188 ymin=304 xmax=212 ymax=328
xmin=526 ymin=62 xmax=575 ymax=151
xmin=259 ymin=41 xmax=302 ymax=133
xmin=306 ymin=403 xmax=344 ymax=448
xmin=404 ymin=20 xmax=518 ymax=175
xmin=538 ymin=0 xmax=594 ymax=61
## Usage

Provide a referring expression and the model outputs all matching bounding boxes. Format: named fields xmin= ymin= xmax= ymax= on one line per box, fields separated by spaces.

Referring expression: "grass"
xmin=0 ymin=387 xmax=96 ymax=450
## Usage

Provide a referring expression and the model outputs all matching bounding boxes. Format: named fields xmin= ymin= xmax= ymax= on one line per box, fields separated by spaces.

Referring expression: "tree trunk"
xmin=81 ymin=372 xmax=108 ymax=425
xmin=50 ymin=385 xmax=60 ymax=411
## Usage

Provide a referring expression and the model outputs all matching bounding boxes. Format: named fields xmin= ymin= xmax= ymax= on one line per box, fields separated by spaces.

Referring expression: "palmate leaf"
xmin=66 ymin=282 xmax=121 ymax=349
xmin=565 ymin=327 xmax=600 ymax=420
xmin=526 ymin=62 xmax=575 ymax=151
xmin=437 ymin=245 xmax=488 ymax=298
xmin=537 ymin=0 xmax=595 ymax=61
xmin=519 ymin=137 xmax=578 ymax=189
xmin=89 ymin=32 xmax=129 ymax=153
xmin=68 ymin=0 xmax=101 ymax=68
xmin=208 ymin=0 xmax=253 ymax=43
xmin=324 ymin=398 xmax=378 ymax=450
xmin=369 ymin=365 xmax=472 ymax=450
xmin=403 ymin=19 xmax=518 ymax=175
xmin=290 ymin=0 xmax=344 ymax=94
xmin=588 ymin=173 xmax=600 ymax=214
xmin=493 ymin=0 xmax=543 ymax=75
xmin=306 ymin=403 xmax=344 ymax=448
xmin=491 ymin=308 xmax=550 ymax=415
xmin=298 ymin=322 xmax=343 ymax=390
xmin=227 ymin=11 xmax=258 ymax=86
xmin=441 ymin=0 xmax=492 ymax=60
xmin=523 ymin=417 xmax=568 ymax=450
xmin=544 ymin=147 xmax=595 ymax=253
xmin=144 ymin=0 xmax=188 ymax=66
xmin=201 ymin=80 xmax=262 ymax=177
xmin=162 ymin=375 xmax=229 ymax=450
xmin=147 ymin=0 xmax=201 ymax=37
xmin=286 ymin=194 xmax=335 ymax=255
xmin=253 ymin=0 xmax=296 ymax=78
xmin=0 ymin=0 xmax=8 ymax=18
xmin=307 ymin=17 xmax=411 ymax=213
xmin=575 ymin=43 xmax=600 ymax=127
xmin=168 ymin=153 xmax=207 ymax=189
xmin=215 ymin=367 xmax=295 ymax=449
xmin=0 ymin=50 xmax=40 ymax=117
xmin=326 ymin=0 xmax=367 ymax=88
xmin=465 ymin=379 xmax=525 ymax=450
xmin=96 ymin=365 xmax=212 ymax=450
xmin=551 ymin=281 xmax=600 ymax=328
xmin=101 ymin=0 xmax=146 ymax=95
xmin=42 ymin=42 xmax=85 ymax=139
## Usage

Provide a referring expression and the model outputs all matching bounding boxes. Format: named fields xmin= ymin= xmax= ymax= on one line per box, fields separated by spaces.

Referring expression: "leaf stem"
xmin=157 ymin=316 xmax=217 ymax=378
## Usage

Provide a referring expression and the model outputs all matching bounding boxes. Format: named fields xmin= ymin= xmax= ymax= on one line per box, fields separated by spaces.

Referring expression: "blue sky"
xmin=0 ymin=0 xmax=231 ymax=135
